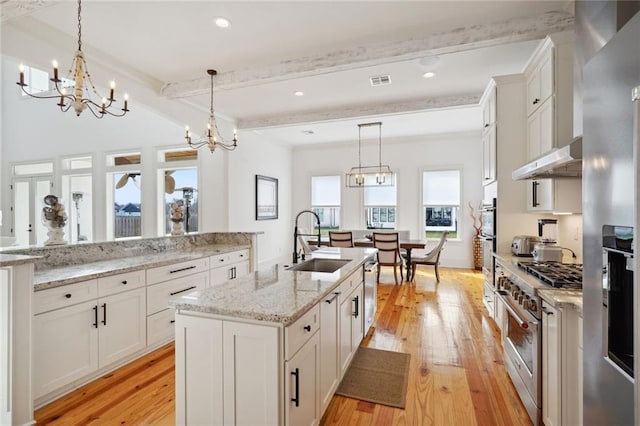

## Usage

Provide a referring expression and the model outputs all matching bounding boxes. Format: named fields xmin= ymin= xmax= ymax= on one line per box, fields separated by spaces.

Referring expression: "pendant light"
xmin=345 ymin=121 xmax=394 ymax=187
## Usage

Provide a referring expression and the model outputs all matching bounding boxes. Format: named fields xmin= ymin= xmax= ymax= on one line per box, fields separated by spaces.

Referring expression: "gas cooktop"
xmin=517 ymin=261 xmax=583 ymax=289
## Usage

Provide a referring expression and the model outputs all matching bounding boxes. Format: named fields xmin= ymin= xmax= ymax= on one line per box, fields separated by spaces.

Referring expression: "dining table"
xmin=352 ymin=238 xmax=426 ymax=282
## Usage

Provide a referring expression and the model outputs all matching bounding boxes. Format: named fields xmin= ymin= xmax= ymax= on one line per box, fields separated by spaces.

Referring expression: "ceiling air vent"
xmin=369 ymin=75 xmax=391 ymax=87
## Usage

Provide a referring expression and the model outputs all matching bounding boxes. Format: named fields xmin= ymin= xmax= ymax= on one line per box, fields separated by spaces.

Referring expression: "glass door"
xmin=11 ymin=176 xmax=53 ymax=246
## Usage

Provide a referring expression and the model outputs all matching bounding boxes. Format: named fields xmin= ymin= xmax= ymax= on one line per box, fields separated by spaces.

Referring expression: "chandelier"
xmin=345 ymin=121 xmax=394 ymax=187
xmin=16 ymin=0 xmax=129 ymax=118
xmin=185 ymin=69 xmax=238 ymax=153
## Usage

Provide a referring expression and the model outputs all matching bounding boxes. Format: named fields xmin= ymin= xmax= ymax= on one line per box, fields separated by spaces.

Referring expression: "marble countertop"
xmin=170 ymin=247 xmax=377 ymax=326
xmin=34 ymin=244 xmax=250 ymax=290
xmin=0 ymin=253 xmax=41 ymax=267
xmin=494 ymin=252 xmax=582 ymax=312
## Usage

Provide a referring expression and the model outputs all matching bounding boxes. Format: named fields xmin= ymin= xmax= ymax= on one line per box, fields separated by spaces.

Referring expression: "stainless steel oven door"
xmin=499 ymin=293 xmax=541 ymax=424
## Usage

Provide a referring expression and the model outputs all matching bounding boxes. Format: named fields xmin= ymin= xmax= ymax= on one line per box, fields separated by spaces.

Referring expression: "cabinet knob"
xmin=303 ymin=325 xmax=311 ymax=332
xmin=121 ymin=280 xmax=128 ymax=285
xmin=64 ymin=293 xmax=72 ymax=299
xmin=533 ymin=98 xmax=540 ymax=105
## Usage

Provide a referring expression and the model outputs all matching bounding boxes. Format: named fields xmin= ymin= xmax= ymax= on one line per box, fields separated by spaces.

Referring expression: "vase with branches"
xmin=468 ymin=202 xmax=483 ymax=270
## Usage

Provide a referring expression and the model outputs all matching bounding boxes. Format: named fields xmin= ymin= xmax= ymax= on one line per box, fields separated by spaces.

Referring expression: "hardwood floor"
xmin=35 ymin=267 xmax=531 ymax=425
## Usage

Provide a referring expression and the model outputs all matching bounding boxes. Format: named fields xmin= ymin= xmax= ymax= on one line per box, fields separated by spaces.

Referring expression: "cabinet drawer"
xmin=98 ymin=269 xmax=145 ymax=298
xmin=147 ymin=308 xmax=176 ymax=347
xmin=210 ymin=249 xmax=250 ymax=269
xmin=146 ymin=257 xmax=209 ymax=286
xmin=337 ymin=268 xmax=363 ymax=304
xmin=34 ymin=279 xmax=98 ymax=314
xmin=285 ymin=304 xmax=319 ymax=360
xmin=146 ymin=271 xmax=208 ymax=315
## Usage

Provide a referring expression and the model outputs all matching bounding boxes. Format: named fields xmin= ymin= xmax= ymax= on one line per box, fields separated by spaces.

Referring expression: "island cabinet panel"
xmin=542 ymin=301 xmax=561 ymax=426
xmin=210 ymin=249 xmax=250 ymax=287
xmin=222 ymin=321 xmax=280 ymax=426
xmin=285 ymin=332 xmax=320 ymax=426
xmin=319 ymin=290 xmax=341 ymax=414
xmin=339 ymin=282 xmax=364 ymax=378
xmin=174 ymin=315 xmax=224 ymax=426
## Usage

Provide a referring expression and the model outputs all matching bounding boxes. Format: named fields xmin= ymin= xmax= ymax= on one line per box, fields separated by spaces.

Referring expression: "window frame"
xmin=105 ymin=150 xmax=143 ymax=240
xmin=310 ymin=175 xmax=342 ymax=235
xmin=363 ymin=173 xmax=397 ymax=230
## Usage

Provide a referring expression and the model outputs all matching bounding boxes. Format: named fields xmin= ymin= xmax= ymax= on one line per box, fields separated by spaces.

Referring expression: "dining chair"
xmin=329 ymin=231 xmax=354 ymax=247
xmin=410 ymin=231 xmax=449 ymax=282
xmin=372 ymin=232 xmax=404 ymax=284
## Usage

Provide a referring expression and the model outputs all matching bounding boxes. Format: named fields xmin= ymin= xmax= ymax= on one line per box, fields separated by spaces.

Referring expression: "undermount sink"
xmin=288 ymin=258 xmax=352 ymax=273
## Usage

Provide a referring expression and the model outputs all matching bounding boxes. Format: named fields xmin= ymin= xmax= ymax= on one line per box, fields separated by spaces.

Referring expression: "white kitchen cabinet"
xmin=482 ymin=125 xmax=497 ymax=185
xmin=33 ymin=284 xmax=146 ymax=399
xmin=339 ymin=282 xmax=364 ymax=377
xmin=319 ymin=290 xmax=340 ymax=414
xmin=562 ymin=309 xmax=582 ymax=426
xmin=525 ymin=178 xmax=581 ymax=213
xmin=480 ymin=82 xmax=497 ymax=186
xmin=286 ymin=332 xmax=320 ymax=426
xmin=542 ymin=301 xmax=561 ymax=426
xmin=526 ymin=97 xmax=554 ymax=160
xmin=33 ymin=299 xmax=99 ymax=399
xmin=526 ymin=47 xmax=554 ymax=117
xmin=146 ymin=259 xmax=209 ymax=347
xmin=210 ymin=249 xmax=250 ymax=287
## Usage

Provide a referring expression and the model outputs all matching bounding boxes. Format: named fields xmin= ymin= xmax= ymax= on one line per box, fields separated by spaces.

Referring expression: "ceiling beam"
xmin=238 ymin=93 xmax=481 ymax=130
xmin=161 ymin=10 xmax=574 ymax=99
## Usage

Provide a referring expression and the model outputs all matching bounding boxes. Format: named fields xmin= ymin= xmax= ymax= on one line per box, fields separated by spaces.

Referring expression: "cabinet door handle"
xmin=170 ymin=319 xmax=176 ymax=324
xmin=352 ymin=295 xmax=359 ymax=318
xmin=170 ymin=285 xmax=197 ymax=296
xmin=542 ymin=308 xmax=554 ymax=316
xmin=303 ymin=325 xmax=311 ymax=332
xmin=101 ymin=303 xmax=107 ymax=326
xmin=532 ymin=181 xmax=539 ymax=207
xmin=92 ymin=305 xmax=98 ymax=328
xmin=484 ymin=123 xmax=489 ymax=128
xmin=325 ymin=292 xmax=340 ymax=304
xmin=533 ymin=98 xmax=540 ymax=105
xmin=291 ymin=368 xmax=300 ymax=407
xmin=169 ymin=265 xmax=196 ymax=274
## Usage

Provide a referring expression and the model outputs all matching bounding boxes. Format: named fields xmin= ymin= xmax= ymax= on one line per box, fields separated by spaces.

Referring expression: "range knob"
xmin=517 ymin=293 xmax=525 ymax=304
xmin=529 ymin=300 xmax=538 ymax=312
xmin=522 ymin=296 xmax=531 ymax=309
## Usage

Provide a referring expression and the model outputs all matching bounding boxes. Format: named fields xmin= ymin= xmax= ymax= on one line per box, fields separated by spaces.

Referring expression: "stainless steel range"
xmin=495 ymin=260 xmax=583 ymax=426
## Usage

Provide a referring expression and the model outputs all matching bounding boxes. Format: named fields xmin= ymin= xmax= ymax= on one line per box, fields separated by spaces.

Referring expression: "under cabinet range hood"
xmin=512 ymin=137 xmax=582 ymax=180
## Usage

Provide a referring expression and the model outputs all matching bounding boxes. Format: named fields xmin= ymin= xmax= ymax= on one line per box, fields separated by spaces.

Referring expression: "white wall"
xmin=227 ymin=132 xmax=292 ymax=266
xmin=292 ymin=131 xmax=484 ymax=269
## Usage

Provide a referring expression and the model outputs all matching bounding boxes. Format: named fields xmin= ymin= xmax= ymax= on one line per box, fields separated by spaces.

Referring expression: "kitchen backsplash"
xmin=556 ymin=214 xmax=583 ymax=262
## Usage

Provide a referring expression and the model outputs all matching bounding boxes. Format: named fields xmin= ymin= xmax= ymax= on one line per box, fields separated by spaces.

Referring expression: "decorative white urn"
xmin=44 ymin=222 xmax=67 ymax=246
xmin=171 ymin=220 xmax=185 ymax=236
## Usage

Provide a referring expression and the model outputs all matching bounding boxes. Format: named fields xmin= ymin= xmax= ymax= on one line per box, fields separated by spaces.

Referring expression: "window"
xmin=311 ymin=176 xmax=340 ymax=235
xmin=157 ymin=148 xmax=198 ymax=235
xmin=422 ymin=170 xmax=460 ymax=239
xmin=61 ymin=155 xmax=93 ymax=243
xmin=106 ymin=152 xmax=142 ymax=239
xmin=364 ymin=175 xmax=396 ymax=229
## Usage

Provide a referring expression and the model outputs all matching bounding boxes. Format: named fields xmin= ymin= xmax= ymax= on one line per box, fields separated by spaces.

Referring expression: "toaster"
xmin=511 ymin=235 xmax=541 ymax=256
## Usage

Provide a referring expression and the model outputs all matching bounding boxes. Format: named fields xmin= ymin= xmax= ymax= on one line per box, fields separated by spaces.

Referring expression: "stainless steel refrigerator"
xmin=583 ymin=11 xmax=640 ymax=425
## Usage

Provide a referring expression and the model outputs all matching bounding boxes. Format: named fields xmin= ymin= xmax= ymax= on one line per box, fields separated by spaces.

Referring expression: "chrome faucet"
xmin=293 ymin=210 xmax=321 ymax=263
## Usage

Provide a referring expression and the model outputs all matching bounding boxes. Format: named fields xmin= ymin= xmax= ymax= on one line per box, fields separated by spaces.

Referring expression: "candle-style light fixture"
xmin=345 ymin=121 xmax=394 ymax=187
xmin=185 ymin=69 xmax=238 ymax=153
xmin=16 ymin=0 xmax=129 ymax=118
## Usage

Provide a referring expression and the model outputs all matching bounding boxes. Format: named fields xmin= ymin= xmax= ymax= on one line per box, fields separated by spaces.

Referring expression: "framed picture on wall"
xmin=255 ymin=175 xmax=278 ymax=220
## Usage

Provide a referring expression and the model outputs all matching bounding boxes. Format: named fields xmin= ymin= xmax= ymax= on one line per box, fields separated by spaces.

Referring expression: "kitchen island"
xmin=170 ymin=247 xmax=377 ymax=426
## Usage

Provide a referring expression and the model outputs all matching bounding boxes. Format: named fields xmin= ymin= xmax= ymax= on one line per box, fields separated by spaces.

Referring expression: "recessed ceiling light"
xmin=214 ymin=17 xmax=231 ymax=28
xmin=294 ymin=91 xmax=305 ymax=96
xmin=423 ymin=71 xmax=436 ymax=79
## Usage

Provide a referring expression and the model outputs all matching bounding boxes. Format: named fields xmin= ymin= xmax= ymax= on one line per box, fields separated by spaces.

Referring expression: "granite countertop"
xmin=494 ymin=252 xmax=582 ymax=313
xmin=170 ymin=247 xmax=377 ymax=326
xmin=34 ymin=244 xmax=250 ymax=290
xmin=0 ymin=254 xmax=41 ymax=267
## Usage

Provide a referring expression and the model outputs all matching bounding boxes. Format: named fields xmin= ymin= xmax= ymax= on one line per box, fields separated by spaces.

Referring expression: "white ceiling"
xmin=1 ymin=0 xmax=574 ymax=145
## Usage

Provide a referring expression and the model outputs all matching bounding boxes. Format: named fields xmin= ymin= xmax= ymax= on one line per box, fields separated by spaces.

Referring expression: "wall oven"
xmin=481 ymin=199 xmax=497 ymax=317
xmin=602 ymin=225 xmax=634 ymax=380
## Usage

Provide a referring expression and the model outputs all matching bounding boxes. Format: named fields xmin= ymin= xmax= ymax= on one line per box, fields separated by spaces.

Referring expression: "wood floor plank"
xmin=35 ymin=268 xmax=532 ymax=426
